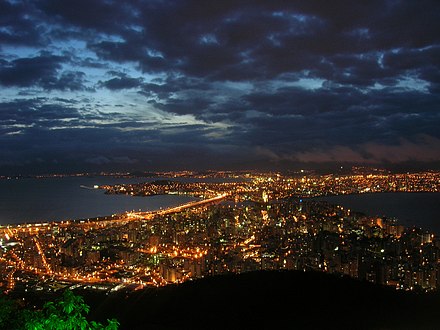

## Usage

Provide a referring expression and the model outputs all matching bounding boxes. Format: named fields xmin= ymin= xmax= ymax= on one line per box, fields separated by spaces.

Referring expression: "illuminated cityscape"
xmin=1 ymin=0 xmax=440 ymax=327
xmin=1 ymin=170 xmax=439 ymax=297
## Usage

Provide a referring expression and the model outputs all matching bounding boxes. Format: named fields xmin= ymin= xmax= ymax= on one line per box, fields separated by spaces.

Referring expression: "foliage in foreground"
xmin=0 ymin=290 xmax=118 ymax=330
xmin=0 ymin=294 xmax=24 ymax=329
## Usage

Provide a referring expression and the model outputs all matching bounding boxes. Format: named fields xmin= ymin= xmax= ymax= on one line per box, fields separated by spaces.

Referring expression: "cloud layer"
xmin=1 ymin=0 xmax=439 ymax=173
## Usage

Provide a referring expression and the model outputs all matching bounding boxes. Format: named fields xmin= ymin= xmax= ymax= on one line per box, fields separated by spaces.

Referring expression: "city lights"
xmin=0 ymin=170 xmax=439 ymax=294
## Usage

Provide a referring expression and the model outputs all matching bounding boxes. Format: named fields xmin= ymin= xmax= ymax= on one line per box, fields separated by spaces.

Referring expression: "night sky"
xmin=1 ymin=0 xmax=439 ymax=174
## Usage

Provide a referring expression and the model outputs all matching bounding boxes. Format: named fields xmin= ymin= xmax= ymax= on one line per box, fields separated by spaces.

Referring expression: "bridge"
xmin=127 ymin=193 xmax=228 ymax=220
xmin=0 ymin=194 xmax=229 ymax=234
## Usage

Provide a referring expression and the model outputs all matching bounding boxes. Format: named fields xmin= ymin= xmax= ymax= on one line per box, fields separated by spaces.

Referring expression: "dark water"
xmin=2 ymin=178 xmax=439 ymax=234
xmin=0 ymin=177 xmax=199 ymax=225
xmin=316 ymin=192 xmax=440 ymax=234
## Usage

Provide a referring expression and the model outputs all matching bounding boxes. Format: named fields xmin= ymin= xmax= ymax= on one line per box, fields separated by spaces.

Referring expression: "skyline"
xmin=1 ymin=171 xmax=440 ymax=298
xmin=1 ymin=0 xmax=440 ymax=174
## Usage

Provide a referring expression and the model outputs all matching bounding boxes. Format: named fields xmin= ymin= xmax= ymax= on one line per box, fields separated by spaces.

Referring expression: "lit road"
xmin=127 ymin=193 xmax=228 ymax=220
xmin=33 ymin=236 xmax=52 ymax=274
xmin=0 ymin=193 xmax=229 ymax=289
xmin=155 ymin=193 xmax=228 ymax=215
xmin=0 ymin=193 xmax=229 ymax=234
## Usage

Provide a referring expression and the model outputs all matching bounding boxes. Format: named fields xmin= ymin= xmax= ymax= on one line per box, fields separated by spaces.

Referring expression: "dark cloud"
xmin=98 ymin=73 xmax=144 ymax=90
xmin=0 ymin=0 xmax=439 ymax=173
xmin=0 ymin=98 xmax=239 ymax=173
xmin=0 ymin=53 xmax=88 ymax=91
xmin=79 ymin=0 xmax=440 ymax=83
xmin=0 ymin=0 xmax=45 ymax=46
xmin=39 ymin=0 xmax=138 ymax=33
xmin=0 ymin=54 xmax=63 ymax=87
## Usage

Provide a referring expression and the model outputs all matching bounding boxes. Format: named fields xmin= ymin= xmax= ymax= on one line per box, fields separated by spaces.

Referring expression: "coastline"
xmin=0 ymin=176 xmax=199 ymax=226
xmin=314 ymin=192 xmax=440 ymax=234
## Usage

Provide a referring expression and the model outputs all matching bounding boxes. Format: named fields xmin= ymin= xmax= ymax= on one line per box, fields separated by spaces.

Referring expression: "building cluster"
xmin=247 ymin=171 xmax=440 ymax=199
xmin=101 ymin=171 xmax=440 ymax=201
xmin=100 ymin=179 xmax=250 ymax=199
xmin=0 ymin=170 xmax=439 ymax=295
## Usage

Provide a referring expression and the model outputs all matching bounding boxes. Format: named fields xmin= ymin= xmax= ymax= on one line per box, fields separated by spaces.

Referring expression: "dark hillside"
xmin=86 ymin=270 xmax=440 ymax=329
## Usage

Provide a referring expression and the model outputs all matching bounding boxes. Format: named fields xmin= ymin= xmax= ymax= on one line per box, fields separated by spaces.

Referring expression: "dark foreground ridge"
xmin=85 ymin=270 xmax=440 ymax=330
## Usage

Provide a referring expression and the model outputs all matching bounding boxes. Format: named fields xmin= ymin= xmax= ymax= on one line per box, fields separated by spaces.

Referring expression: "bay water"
xmin=0 ymin=176 xmax=197 ymax=225
xmin=1 ymin=178 xmax=439 ymax=235
xmin=316 ymin=192 xmax=440 ymax=234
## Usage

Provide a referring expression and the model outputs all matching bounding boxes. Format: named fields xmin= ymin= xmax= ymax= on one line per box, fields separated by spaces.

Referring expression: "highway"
xmin=0 ymin=193 xmax=229 ymax=233
xmin=152 ymin=193 xmax=227 ymax=215
xmin=126 ymin=193 xmax=228 ymax=220
xmin=0 ymin=193 xmax=229 ymax=290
